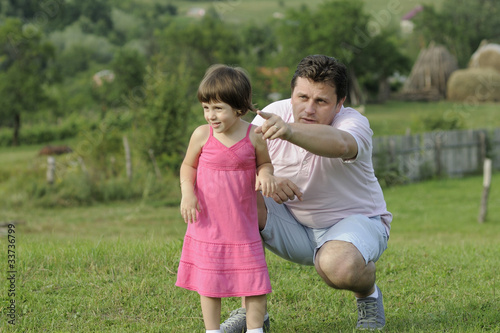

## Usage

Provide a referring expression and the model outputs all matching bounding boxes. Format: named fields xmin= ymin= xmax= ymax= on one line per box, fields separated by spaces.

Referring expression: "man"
xmin=221 ymin=55 xmax=392 ymax=332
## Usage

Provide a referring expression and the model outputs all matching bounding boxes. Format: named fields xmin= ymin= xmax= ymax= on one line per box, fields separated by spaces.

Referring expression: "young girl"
xmin=176 ymin=64 xmax=276 ymax=333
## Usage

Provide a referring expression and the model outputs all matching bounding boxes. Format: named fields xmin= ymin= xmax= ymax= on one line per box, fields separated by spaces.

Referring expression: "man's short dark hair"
xmin=291 ymin=55 xmax=348 ymax=104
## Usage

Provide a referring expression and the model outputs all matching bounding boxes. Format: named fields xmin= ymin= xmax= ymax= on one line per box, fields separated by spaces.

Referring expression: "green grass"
xmin=1 ymin=173 xmax=499 ymax=332
xmin=365 ymin=101 xmax=500 ymax=136
xmin=1 ymin=100 xmax=499 ymax=331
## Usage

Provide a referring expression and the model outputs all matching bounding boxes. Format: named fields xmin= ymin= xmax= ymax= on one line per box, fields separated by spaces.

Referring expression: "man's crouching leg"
xmin=315 ymin=240 xmax=385 ymax=330
xmin=315 ymin=240 xmax=376 ymax=296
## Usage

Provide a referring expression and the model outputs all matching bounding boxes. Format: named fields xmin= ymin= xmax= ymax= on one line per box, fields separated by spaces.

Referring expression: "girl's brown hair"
xmin=197 ymin=64 xmax=256 ymax=117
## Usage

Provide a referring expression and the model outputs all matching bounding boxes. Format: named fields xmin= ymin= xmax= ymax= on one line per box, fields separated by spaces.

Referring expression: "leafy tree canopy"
xmin=2 ymin=0 xmax=113 ymax=36
xmin=0 ymin=18 xmax=55 ymax=144
xmin=274 ymin=0 xmax=409 ymax=100
xmin=414 ymin=0 xmax=500 ymax=67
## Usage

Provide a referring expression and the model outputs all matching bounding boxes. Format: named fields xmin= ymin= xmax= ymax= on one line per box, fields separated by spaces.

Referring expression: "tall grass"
xmin=1 ymin=173 xmax=499 ymax=332
xmin=365 ymin=101 xmax=500 ymax=136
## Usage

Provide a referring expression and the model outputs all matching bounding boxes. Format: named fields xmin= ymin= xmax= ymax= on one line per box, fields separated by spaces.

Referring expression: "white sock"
xmin=206 ymin=330 xmax=221 ymax=333
xmin=356 ymin=285 xmax=378 ymax=299
xmin=247 ymin=329 xmax=264 ymax=333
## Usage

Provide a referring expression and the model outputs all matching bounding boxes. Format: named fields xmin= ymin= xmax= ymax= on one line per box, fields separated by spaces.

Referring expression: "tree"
xmin=239 ymin=22 xmax=279 ymax=66
xmin=413 ymin=0 xmax=500 ymax=67
xmin=139 ymin=57 xmax=195 ymax=172
xmin=1 ymin=0 xmax=113 ymax=35
xmin=111 ymin=48 xmax=146 ymax=95
xmin=2 ymin=0 xmax=40 ymax=19
xmin=155 ymin=12 xmax=243 ymax=86
xmin=91 ymin=48 xmax=147 ymax=117
xmin=77 ymin=0 xmax=113 ymax=37
xmin=0 ymin=18 xmax=55 ymax=145
xmin=275 ymin=0 xmax=410 ymax=102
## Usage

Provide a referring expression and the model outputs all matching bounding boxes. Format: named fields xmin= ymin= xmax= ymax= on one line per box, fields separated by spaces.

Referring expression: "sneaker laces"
xmin=222 ymin=308 xmax=246 ymax=329
xmin=357 ymin=299 xmax=378 ymax=325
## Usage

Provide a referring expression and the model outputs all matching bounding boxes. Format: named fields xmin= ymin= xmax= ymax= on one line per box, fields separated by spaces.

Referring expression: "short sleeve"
xmin=333 ymin=107 xmax=373 ymax=163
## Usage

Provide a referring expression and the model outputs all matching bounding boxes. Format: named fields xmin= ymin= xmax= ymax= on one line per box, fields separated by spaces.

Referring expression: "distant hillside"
xmin=170 ymin=0 xmax=441 ymax=24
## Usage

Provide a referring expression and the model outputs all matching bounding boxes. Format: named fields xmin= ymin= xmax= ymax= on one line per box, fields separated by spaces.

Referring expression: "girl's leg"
xmin=245 ymin=294 xmax=267 ymax=330
xmin=200 ymin=295 xmax=222 ymax=330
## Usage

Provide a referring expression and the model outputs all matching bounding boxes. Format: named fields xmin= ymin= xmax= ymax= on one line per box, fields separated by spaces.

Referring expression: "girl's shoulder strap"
xmin=245 ymin=123 xmax=253 ymax=138
xmin=204 ymin=125 xmax=214 ymax=147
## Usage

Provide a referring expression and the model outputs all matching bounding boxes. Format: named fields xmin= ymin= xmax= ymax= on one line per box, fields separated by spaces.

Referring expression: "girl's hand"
xmin=259 ymin=176 xmax=303 ymax=204
xmin=180 ymin=195 xmax=201 ymax=223
xmin=255 ymin=174 xmax=278 ymax=198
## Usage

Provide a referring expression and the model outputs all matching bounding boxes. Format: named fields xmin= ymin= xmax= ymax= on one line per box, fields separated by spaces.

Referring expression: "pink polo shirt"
xmin=252 ymin=99 xmax=392 ymax=235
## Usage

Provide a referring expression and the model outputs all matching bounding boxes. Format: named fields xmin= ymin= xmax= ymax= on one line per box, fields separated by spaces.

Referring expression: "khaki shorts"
xmin=260 ymin=197 xmax=388 ymax=266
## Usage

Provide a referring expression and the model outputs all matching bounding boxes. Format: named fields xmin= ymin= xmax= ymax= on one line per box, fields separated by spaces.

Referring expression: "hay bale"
xmin=447 ymin=68 xmax=500 ymax=102
xmin=469 ymin=42 xmax=500 ymax=73
xmin=401 ymin=43 xmax=458 ymax=101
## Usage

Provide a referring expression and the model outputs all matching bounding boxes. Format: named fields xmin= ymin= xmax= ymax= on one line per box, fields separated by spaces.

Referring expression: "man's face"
xmin=291 ymin=77 xmax=345 ymax=125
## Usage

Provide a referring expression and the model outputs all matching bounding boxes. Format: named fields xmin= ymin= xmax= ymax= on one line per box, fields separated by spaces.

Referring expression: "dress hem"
xmin=175 ymin=283 xmax=272 ymax=298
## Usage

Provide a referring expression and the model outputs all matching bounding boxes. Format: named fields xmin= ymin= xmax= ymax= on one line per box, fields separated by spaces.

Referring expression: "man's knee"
xmin=315 ymin=241 xmax=367 ymax=287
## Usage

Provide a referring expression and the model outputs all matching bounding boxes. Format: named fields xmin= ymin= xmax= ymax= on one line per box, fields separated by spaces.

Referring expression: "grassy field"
xmin=1 ymin=99 xmax=499 ymax=332
xmin=365 ymin=100 xmax=500 ymax=136
xmin=1 ymin=163 xmax=499 ymax=331
xmin=171 ymin=0 xmax=440 ymax=24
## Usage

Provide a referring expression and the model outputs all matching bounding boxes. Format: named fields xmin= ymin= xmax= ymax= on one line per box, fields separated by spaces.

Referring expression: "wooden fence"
xmin=372 ymin=128 xmax=500 ymax=183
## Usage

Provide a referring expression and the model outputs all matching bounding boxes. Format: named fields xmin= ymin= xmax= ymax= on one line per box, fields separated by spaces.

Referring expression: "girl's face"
xmin=202 ymin=101 xmax=239 ymax=134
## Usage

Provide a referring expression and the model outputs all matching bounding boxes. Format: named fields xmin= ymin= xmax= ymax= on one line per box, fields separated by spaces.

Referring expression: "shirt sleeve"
xmin=334 ymin=108 xmax=373 ymax=163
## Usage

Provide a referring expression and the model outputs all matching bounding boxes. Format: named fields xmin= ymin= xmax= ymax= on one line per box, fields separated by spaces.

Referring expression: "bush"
xmin=23 ymin=158 xmax=180 ymax=208
xmin=0 ymin=113 xmax=97 ymax=147
xmin=0 ymin=109 xmax=137 ymax=148
xmin=140 ymin=61 xmax=195 ymax=173
xmin=420 ymin=112 xmax=465 ymax=132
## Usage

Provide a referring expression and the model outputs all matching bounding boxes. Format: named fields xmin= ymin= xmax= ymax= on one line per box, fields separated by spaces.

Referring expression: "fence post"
xmin=435 ymin=135 xmax=442 ymax=177
xmin=389 ymin=138 xmax=396 ymax=165
xmin=478 ymin=158 xmax=492 ymax=223
xmin=479 ymin=131 xmax=487 ymax=164
xmin=46 ymin=156 xmax=55 ymax=185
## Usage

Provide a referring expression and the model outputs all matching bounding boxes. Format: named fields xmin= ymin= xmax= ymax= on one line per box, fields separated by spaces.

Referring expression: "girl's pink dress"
xmin=176 ymin=125 xmax=272 ymax=297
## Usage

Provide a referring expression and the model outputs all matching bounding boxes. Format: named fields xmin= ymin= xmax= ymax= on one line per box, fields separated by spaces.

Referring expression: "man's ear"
xmin=338 ymin=96 xmax=347 ymax=106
